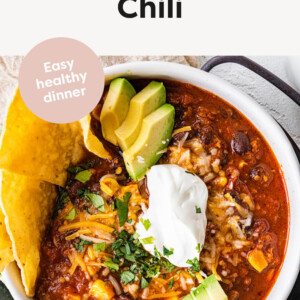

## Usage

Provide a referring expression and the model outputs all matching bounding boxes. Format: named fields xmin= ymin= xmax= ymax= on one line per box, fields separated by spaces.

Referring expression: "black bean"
xmin=198 ymin=125 xmax=214 ymax=145
xmin=231 ymin=131 xmax=251 ymax=155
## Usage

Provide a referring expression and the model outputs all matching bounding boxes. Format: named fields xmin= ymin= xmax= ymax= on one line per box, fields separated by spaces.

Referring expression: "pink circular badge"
xmin=19 ymin=37 xmax=104 ymax=123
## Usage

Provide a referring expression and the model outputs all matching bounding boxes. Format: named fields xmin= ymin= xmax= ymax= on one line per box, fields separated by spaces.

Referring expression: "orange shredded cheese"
xmin=145 ymin=291 xmax=181 ymax=299
xmin=65 ymin=229 xmax=91 ymax=241
xmin=172 ymin=126 xmax=192 ymax=137
xmin=88 ymin=212 xmax=117 ymax=220
xmin=59 ymin=221 xmax=114 ymax=233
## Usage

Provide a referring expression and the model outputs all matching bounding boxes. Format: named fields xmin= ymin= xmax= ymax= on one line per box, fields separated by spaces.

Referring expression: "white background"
xmin=0 ymin=0 xmax=300 ymax=55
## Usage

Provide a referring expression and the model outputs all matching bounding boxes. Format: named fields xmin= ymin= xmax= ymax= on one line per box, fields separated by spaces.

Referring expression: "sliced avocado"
xmin=100 ymin=78 xmax=136 ymax=145
xmin=202 ymin=275 xmax=228 ymax=300
xmin=123 ymin=103 xmax=175 ymax=181
xmin=190 ymin=284 xmax=210 ymax=300
xmin=115 ymin=81 xmax=166 ymax=151
xmin=182 ymin=295 xmax=194 ymax=300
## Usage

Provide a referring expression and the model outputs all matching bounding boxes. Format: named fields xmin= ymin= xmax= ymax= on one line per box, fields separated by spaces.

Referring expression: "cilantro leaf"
xmin=141 ymin=277 xmax=149 ymax=289
xmin=75 ymin=170 xmax=92 ymax=183
xmin=104 ymin=257 xmax=119 ymax=271
xmin=185 ymin=171 xmax=195 ymax=176
xmin=168 ymin=277 xmax=174 ymax=289
xmin=146 ymin=265 xmax=160 ymax=278
xmin=67 ymin=166 xmax=84 ymax=174
xmin=116 ymin=192 xmax=132 ymax=227
xmin=74 ymin=239 xmax=92 ymax=253
xmin=64 ymin=207 xmax=76 ymax=220
xmin=120 ymin=271 xmax=135 ymax=285
xmin=127 ymin=219 xmax=132 ymax=224
xmin=93 ymin=242 xmax=106 ymax=253
xmin=154 ymin=246 xmax=161 ymax=258
xmin=163 ymin=246 xmax=174 ymax=257
xmin=140 ymin=218 xmax=151 ymax=231
xmin=196 ymin=243 xmax=202 ymax=253
xmin=195 ymin=206 xmax=202 ymax=213
xmin=86 ymin=193 xmax=105 ymax=212
xmin=140 ymin=237 xmax=155 ymax=245
xmin=186 ymin=257 xmax=200 ymax=272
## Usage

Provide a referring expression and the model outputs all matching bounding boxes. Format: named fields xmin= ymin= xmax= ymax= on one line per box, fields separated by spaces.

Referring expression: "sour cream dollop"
xmin=136 ymin=164 xmax=208 ymax=267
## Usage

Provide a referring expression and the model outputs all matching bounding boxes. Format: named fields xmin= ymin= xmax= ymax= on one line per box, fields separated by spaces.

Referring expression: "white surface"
xmin=136 ymin=165 xmax=208 ymax=267
xmin=0 ymin=1 xmax=300 ymax=55
xmin=204 ymin=56 xmax=300 ymax=147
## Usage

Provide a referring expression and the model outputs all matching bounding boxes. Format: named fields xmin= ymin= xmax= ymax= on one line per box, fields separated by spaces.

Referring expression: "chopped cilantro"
xmin=196 ymin=243 xmax=202 ymax=253
xmin=86 ymin=193 xmax=105 ymax=212
xmin=116 ymin=192 xmax=132 ymax=227
xmin=75 ymin=170 xmax=92 ymax=183
xmin=93 ymin=242 xmax=106 ymax=253
xmin=185 ymin=171 xmax=195 ymax=176
xmin=132 ymin=232 xmax=140 ymax=239
xmin=160 ymin=259 xmax=176 ymax=272
xmin=64 ymin=207 xmax=76 ymax=220
xmin=67 ymin=166 xmax=84 ymax=174
xmin=104 ymin=257 xmax=119 ymax=271
xmin=186 ymin=257 xmax=200 ymax=272
xmin=141 ymin=277 xmax=149 ymax=289
xmin=154 ymin=246 xmax=161 ymax=258
xmin=140 ymin=218 xmax=151 ymax=231
xmin=168 ymin=277 xmax=174 ymax=289
xmin=141 ymin=237 xmax=155 ymax=245
xmin=77 ymin=188 xmax=90 ymax=197
xmin=195 ymin=206 xmax=202 ymax=213
xmin=127 ymin=219 xmax=133 ymax=224
xmin=53 ymin=187 xmax=70 ymax=218
xmin=120 ymin=271 xmax=135 ymax=285
xmin=163 ymin=246 xmax=174 ymax=257
xmin=111 ymin=201 xmax=115 ymax=210
xmin=146 ymin=265 xmax=160 ymax=278
xmin=74 ymin=239 xmax=92 ymax=253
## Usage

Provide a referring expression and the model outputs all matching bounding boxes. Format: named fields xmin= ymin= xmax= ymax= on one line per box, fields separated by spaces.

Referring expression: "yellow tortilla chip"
xmin=80 ymin=114 xmax=111 ymax=159
xmin=0 ymin=170 xmax=57 ymax=297
xmin=0 ymin=88 xmax=85 ymax=187
xmin=0 ymin=207 xmax=13 ymax=272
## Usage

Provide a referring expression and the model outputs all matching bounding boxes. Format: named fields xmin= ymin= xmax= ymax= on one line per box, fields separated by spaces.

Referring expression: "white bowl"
xmin=2 ymin=61 xmax=300 ymax=300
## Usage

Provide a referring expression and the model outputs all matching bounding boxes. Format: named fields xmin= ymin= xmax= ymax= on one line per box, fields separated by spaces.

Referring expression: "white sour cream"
xmin=136 ymin=164 xmax=208 ymax=267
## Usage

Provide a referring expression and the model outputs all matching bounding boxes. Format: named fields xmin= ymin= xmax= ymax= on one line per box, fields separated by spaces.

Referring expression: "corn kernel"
xmin=90 ymin=280 xmax=115 ymax=300
xmin=248 ymin=249 xmax=268 ymax=272
xmin=100 ymin=178 xmax=120 ymax=197
xmin=215 ymin=176 xmax=227 ymax=187
xmin=115 ymin=167 xmax=122 ymax=175
xmin=239 ymin=161 xmax=248 ymax=169
xmin=69 ymin=295 xmax=81 ymax=300
xmin=87 ymin=245 xmax=95 ymax=260
xmin=87 ymin=266 xmax=97 ymax=276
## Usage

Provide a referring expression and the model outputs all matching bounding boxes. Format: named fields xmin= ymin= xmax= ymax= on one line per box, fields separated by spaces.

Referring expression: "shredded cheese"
xmin=88 ymin=212 xmax=117 ymax=220
xmin=65 ymin=229 xmax=91 ymax=241
xmin=145 ymin=291 xmax=181 ymax=299
xmin=172 ymin=126 xmax=192 ymax=137
xmin=59 ymin=221 xmax=114 ymax=233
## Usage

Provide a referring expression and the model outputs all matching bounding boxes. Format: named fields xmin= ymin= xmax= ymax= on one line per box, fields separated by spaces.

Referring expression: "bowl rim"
xmin=2 ymin=61 xmax=300 ymax=300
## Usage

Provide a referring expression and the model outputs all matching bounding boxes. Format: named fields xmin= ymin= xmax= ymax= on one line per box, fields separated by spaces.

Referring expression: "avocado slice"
xmin=202 ymin=275 xmax=228 ymax=300
xmin=190 ymin=284 xmax=211 ymax=300
xmin=115 ymin=81 xmax=166 ymax=151
xmin=123 ymin=103 xmax=174 ymax=180
xmin=182 ymin=295 xmax=194 ymax=300
xmin=100 ymin=78 xmax=136 ymax=145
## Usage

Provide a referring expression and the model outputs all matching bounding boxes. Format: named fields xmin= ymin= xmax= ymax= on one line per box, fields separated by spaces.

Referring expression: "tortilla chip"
xmin=0 ymin=170 xmax=57 ymax=297
xmin=80 ymin=114 xmax=112 ymax=159
xmin=0 ymin=88 xmax=85 ymax=187
xmin=0 ymin=207 xmax=14 ymax=272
